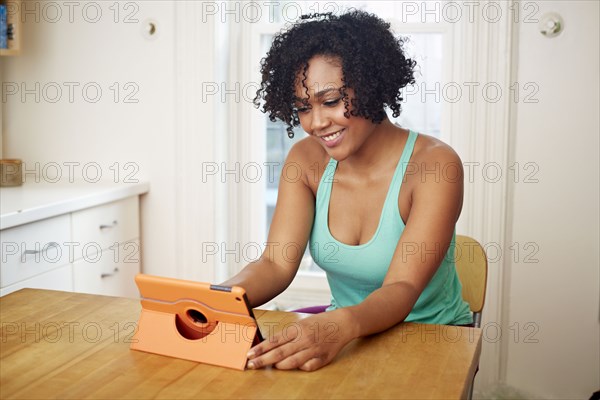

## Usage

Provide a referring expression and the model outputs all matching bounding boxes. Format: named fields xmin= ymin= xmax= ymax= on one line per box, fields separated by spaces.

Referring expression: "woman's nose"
xmin=309 ymin=106 xmax=330 ymax=134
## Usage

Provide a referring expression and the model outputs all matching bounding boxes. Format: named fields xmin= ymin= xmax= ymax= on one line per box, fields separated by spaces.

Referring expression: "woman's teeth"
xmin=323 ymin=129 xmax=343 ymax=142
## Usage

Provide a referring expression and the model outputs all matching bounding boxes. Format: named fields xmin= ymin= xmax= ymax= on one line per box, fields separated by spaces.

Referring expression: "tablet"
xmin=131 ymin=274 xmax=263 ymax=369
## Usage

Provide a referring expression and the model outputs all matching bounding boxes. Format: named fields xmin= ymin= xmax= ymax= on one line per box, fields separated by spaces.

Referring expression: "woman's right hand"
xmin=246 ymin=308 xmax=358 ymax=371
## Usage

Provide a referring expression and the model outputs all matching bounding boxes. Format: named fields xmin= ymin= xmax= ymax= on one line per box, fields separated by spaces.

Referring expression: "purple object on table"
xmin=291 ymin=305 xmax=329 ymax=314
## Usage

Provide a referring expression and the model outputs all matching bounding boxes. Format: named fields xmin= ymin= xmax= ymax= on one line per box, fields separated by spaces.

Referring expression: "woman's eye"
xmin=324 ymin=98 xmax=341 ymax=107
xmin=295 ymin=106 xmax=310 ymax=114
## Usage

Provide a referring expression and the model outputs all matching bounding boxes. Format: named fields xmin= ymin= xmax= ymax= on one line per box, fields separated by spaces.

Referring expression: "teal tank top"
xmin=309 ymin=130 xmax=472 ymax=325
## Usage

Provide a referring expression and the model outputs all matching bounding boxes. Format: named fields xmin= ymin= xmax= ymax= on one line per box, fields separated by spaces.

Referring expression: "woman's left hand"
xmin=246 ymin=309 xmax=357 ymax=371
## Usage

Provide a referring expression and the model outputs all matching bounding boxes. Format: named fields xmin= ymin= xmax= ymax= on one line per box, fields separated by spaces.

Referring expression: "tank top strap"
xmin=383 ymin=130 xmax=419 ymax=217
xmin=315 ymin=157 xmax=338 ymax=219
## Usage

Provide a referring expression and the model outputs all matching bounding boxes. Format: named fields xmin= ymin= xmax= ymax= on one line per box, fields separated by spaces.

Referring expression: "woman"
xmin=221 ymin=10 xmax=472 ymax=371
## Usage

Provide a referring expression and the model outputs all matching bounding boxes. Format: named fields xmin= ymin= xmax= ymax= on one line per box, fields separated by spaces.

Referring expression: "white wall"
xmin=504 ymin=1 xmax=599 ymax=398
xmin=1 ymin=2 xmax=180 ymax=277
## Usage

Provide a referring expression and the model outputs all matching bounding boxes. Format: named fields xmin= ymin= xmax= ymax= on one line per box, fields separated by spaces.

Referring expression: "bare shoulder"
xmin=412 ymin=132 xmax=462 ymax=166
xmin=284 ymin=136 xmax=329 ymax=191
xmin=407 ymin=132 xmax=464 ymax=220
xmin=403 ymin=131 xmax=464 ymax=194
xmin=287 ymin=135 xmax=327 ymax=162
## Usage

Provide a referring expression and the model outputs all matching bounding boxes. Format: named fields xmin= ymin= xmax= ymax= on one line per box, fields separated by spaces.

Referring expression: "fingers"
xmin=273 ymin=348 xmax=316 ymax=370
xmin=247 ymin=327 xmax=318 ymax=370
xmin=299 ymin=357 xmax=324 ymax=372
xmin=247 ymin=333 xmax=298 ymax=369
xmin=247 ymin=332 xmax=286 ymax=359
xmin=245 ymin=314 xmax=345 ymax=372
xmin=247 ymin=343 xmax=295 ymax=369
xmin=249 ymin=345 xmax=325 ymax=371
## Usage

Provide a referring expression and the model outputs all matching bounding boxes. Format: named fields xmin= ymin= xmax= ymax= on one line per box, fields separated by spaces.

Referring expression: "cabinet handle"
xmin=101 ymin=267 xmax=119 ymax=279
xmin=22 ymin=242 xmax=60 ymax=258
xmin=99 ymin=220 xmax=118 ymax=230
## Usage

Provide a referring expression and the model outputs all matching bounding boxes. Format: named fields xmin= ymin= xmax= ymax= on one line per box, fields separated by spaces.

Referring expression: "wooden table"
xmin=0 ymin=289 xmax=482 ymax=399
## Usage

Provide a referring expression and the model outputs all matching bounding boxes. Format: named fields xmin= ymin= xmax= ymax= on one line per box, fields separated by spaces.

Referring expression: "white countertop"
xmin=0 ymin=180 xmax=150 ymax=229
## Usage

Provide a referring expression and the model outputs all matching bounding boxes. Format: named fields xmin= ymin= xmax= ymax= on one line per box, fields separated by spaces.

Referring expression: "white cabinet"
xmin=71 ymin=196 xmax=139 ymax=252
xmin=73 ymin=240 xmax=140 ymax=298
xmin=70 ymin=197 xmax=140 ymax=298
xmin=0 ymin=214 xmax=71 ymax=288
xmin=0 ymin=264 xmax=73 ymax=297
xmin=0 ymin=194 xmax=143 ymax=298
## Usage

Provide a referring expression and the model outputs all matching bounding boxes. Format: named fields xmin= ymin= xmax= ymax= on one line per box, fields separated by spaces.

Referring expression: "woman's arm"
xmin=246 ymin=142 xmax=464 ymax=370
xmin=220 ymin=140 xmax=317 ymax=308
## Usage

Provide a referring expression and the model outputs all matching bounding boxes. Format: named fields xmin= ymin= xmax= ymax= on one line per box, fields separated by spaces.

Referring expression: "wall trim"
xmin=448 ymin=0 xmax=516 ymax=391
xmin=174 ymin=2 xmax=217 ymax=282
xmin=229 ymin=17 xmax=269 ymax=276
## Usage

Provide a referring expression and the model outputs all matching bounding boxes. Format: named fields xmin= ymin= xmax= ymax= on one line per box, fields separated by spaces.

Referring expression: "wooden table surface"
xmin=0 ymin=289 xmax=482 ymax=399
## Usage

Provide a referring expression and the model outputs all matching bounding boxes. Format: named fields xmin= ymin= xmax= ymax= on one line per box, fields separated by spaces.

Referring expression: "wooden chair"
xmin=454 ymin=235 xmax=488 ymax=328
xmin=454 ymin=235 xmax=488 ymax=400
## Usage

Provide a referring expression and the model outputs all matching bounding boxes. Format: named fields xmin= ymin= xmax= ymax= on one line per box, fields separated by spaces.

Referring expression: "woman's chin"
xmin=325 ymin=148 xmax=349 ymax=162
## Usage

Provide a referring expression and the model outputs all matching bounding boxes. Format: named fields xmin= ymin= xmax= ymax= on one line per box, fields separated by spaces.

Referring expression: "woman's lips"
xmin=320 ymin=128 xmax=345 ymax=148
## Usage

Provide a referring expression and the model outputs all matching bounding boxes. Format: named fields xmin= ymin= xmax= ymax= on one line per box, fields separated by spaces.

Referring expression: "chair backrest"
xmin=454 ymin=235 xmax=488 ymax=327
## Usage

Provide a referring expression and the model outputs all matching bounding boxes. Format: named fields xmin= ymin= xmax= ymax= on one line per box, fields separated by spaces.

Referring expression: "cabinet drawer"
xmin=1 ymin=214 xmax=71 ymax=288
xmin=73 ymin=240 xmax=140 ymax=298
xmin=0 ymin=264 xmax=73 ymax=297
xmin=72 ymin=196 xmax=139 ymax=258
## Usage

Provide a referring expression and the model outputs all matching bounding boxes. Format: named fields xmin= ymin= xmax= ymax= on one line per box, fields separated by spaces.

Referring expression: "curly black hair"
xmin=253 ymin=9 xmax=417 ymax=138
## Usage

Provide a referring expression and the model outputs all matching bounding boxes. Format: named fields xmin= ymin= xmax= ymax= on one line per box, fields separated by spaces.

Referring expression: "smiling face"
xmin=294 ymin=55 xmax=378 ymax=161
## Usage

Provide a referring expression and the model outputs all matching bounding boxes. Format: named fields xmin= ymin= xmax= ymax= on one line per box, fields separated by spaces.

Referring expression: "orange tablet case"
xmin=130 ymin=274 xmax=262 ymax=370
